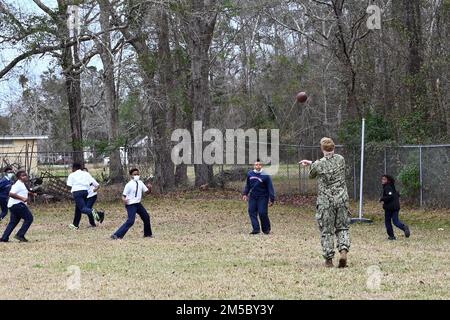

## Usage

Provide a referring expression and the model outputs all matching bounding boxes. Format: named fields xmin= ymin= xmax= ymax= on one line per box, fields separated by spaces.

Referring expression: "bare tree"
xmin=185 ymin=0 xmax=218 ymax=186
xmin=0 ymin=0 xmax=113 ymax=163
xmin=98 ymin=0 xmax=124 ymax=182
xmin=268 ymin=0 xmax=372 ymax=119
xmin=104 ymin=0 xmax=177 ymax=191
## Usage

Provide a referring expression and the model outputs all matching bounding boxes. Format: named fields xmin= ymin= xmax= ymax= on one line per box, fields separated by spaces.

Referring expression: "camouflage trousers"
xmin=316 ymin=204 xmax=351 ymax=260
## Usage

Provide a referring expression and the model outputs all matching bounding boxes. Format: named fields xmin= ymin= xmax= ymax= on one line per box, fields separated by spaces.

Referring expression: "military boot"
xmin=338 ymin=250 xmax=348 ymax=268
xmin=325 ymin=259 xmax=334 ymax=268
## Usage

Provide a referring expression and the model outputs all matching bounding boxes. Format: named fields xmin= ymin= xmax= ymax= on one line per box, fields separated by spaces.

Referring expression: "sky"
xmin=0 ymin=0 xmax=101 ymax=116
xmin=0 ymin=0 xmax=56 ymax=115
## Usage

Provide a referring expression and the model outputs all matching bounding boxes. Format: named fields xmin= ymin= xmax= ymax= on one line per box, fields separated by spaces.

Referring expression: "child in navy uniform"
xmin=380 ymin=175 xmax=411 ymax=240
xmin=83 ymin=168 xmax=100 ymax=227
xmin=111 ymin=168 xmax=153 ymax=240
xmin=0 ymin=167 xmax=14 ymax=221
xmin=66 ymin=163 xmax=104 ymax=229
xmin=242 ymin=160 xmax=276 ymax=235
xmin=0 ymin=171 xmax=36 ymax=242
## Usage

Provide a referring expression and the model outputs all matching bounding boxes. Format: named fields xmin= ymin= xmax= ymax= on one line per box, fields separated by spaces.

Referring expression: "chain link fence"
xmin=215 ymin=144 xmax=450 ymax=208
xmin=1 ymin=144 xmax=449 ymax=207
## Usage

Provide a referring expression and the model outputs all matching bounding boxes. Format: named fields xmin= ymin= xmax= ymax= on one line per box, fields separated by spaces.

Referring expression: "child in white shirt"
xmin=83 ymin=168 xmax=100 ymax=227
xmin=111 ymin=168 xmax=153 ymax=239
xmin=0 ymin=171 xmax=36 ymax=242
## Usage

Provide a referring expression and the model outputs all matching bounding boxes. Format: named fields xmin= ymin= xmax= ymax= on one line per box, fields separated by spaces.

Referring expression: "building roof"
xmin=0 ymin=135 xmax=49 ymax=140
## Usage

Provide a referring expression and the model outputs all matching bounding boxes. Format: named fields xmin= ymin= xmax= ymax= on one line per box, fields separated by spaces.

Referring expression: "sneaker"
xmin=14 ymin=235 xmax=29 ymax=242
xmin=0 ymin=239 xmax=8 ymax=242
xmin=325 ymin=259 xmax=334 ymax=268
xmin=144 ymin=235 xmax=153 ymax=238
xmin=98 ymin=211 xmax=105 ymax=224
xmin=110 ymin=235 xmax=120 ymax=240
xmin=249 ymin=231 xmax=260 ymax=235
xmin=92 ymin=209 xmax=100 ymax=222
xmin=404 ymin=225 xmax=411 ymax=238
xmin=69 ymin=224 xmax=79 ymax=230
xmin=388 ymin=236 xmax=396 ymax=241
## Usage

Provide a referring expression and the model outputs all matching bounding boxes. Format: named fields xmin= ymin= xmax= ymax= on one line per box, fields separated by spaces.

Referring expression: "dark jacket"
xmin=380 ymin=183 xmax=400 ymax=211
xmin=0 ymin=176 xmax=13 ymax=199
xmin=243 ymin=170 xmax=275 ymax=202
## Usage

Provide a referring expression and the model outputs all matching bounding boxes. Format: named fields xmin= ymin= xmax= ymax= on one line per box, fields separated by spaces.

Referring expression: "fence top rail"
xmin=295 ymin=146 xmax=345 ymax=150
xmin=384 ymin=144 xmax=450 ymax=148
xmin=1 ymin=144 xmax=449 ymax=155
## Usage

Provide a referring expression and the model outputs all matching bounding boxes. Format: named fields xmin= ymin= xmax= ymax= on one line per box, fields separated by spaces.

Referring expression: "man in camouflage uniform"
xmin=300 ymin=137 xmax=351 ymax=268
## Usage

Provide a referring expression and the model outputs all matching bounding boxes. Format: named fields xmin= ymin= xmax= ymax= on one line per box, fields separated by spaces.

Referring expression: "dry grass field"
xmin=0 ymin=190 xmax=449 ymax=300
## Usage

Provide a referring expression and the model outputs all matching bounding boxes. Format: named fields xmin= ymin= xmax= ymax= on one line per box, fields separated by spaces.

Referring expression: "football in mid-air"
xmin=296 ymin=92 xmax=308 ymax=103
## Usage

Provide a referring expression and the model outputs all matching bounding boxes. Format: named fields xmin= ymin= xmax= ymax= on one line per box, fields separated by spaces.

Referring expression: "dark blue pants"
xmin=72 ymin=190 xmax=94 ymax=227
xmin=248 ymin=196 xmax=271 ymax=233
xmin=1 ymin=203 xmax=33 ymax=241
xmin=86 ymin=195 xmax=97 ymax=226
xmin=384 ymin=209 xmax=406 ymax=238
xmin=114 ymin=203 xmax=152 ymax=238
xmin=86 ymin=195 xmax=97 ymax=209
xmin=0 ymin=197 xmax=8 ymax=220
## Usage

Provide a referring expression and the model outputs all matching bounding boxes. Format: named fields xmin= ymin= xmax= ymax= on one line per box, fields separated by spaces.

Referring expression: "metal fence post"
xmin=287 ymin=147 xmax=291 ymax=192
xmin=359 ymin=119 xmax=365 ymax=219
xmin=419 ymin=146 xmax=423 ymax=207
xmin=352 ymin=118 xmax=372 ymax=223
xmin=353 ymin=147 xmax=357 ymax=200
xmin=298 ymin=146 xmax=301 ymax=194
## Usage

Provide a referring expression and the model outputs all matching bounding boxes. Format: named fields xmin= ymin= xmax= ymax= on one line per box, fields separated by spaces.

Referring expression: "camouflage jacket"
xmin=310 ymin=154 xmax=349 ymax=207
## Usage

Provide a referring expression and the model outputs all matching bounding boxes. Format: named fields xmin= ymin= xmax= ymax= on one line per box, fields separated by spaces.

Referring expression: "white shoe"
xmin=69 ymin=224 xmax=79 ymax=230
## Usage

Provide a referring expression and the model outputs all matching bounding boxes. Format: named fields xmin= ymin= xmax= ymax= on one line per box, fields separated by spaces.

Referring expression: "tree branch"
xmin=63 ymin=49 xmax=99 ymax=74
xmin=0 ymin=1 xmax=28 ymax=34
xmin=31 ymin=0 xmax=58 ymax=21
xmin=266 ymin=11 xmax=329 ymax=48
xmin=311 ymin=0 xmax=333 ymax=7
xmin=0 ymin=27 xmax=126 ymax=79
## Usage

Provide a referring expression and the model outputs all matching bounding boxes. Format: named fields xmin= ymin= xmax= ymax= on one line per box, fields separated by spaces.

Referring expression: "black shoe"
xmin=98 ymin=211 xmax=105 ymax=224
xmin=263 ymin=230 xmax=271 ymax=235
xmin=110 ymin=235 xmax=120 ymax=240
xmin=250 ymin=231 xmax=260 ymax=235
xmin=14 ymin=235 xmax=28 ymax=242
xmin=144 ymin=235 xmax=153 ymax=238
xmin=404 ymin=225 xmax=411 ymax=238
xmin=0 ymin=239 xmax=8 ymax=242
xmin=388 ymin=236 xmax=396 ymax=241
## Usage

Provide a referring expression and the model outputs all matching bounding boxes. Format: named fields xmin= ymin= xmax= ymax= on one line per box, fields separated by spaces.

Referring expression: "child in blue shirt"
xmin=242 ymin=160 xmax=276 ymax=235
xmin=0 ymin=167 xmax=14 ymax=221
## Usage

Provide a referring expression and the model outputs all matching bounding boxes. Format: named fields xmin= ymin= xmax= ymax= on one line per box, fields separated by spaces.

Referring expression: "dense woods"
xmin=1 ymin=0 xmax=449 ymax=188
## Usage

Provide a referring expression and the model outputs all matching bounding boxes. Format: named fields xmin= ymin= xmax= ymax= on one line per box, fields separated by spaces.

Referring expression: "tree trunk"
xmin=105 ymin=0 xmax=177 ymax=192
xmin=172 ymin=21 xmax=190 ymax=186
xmin=189 ymin=0 xmax=217 ymax=187
xmin=59 ymin=3 xmax=83 ymax=164
xmin=346 ymin=68 xmax=358 ymax=118
xmin=404 ymin=0 xmax=426 ymax=112
xmin=98 ymin=0 xmax=123 ymax=183
xmin=64 ymin=68 xmax=84 ymax=164
xmin=154 ymin=9 xmax=176 ymax=192
xmin=331 ymin=0 xmax=360 ymax=119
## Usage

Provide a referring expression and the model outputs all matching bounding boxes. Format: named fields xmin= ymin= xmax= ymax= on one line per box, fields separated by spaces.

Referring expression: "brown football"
xmin=296 ymin=92 xmax=308 ymax=103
